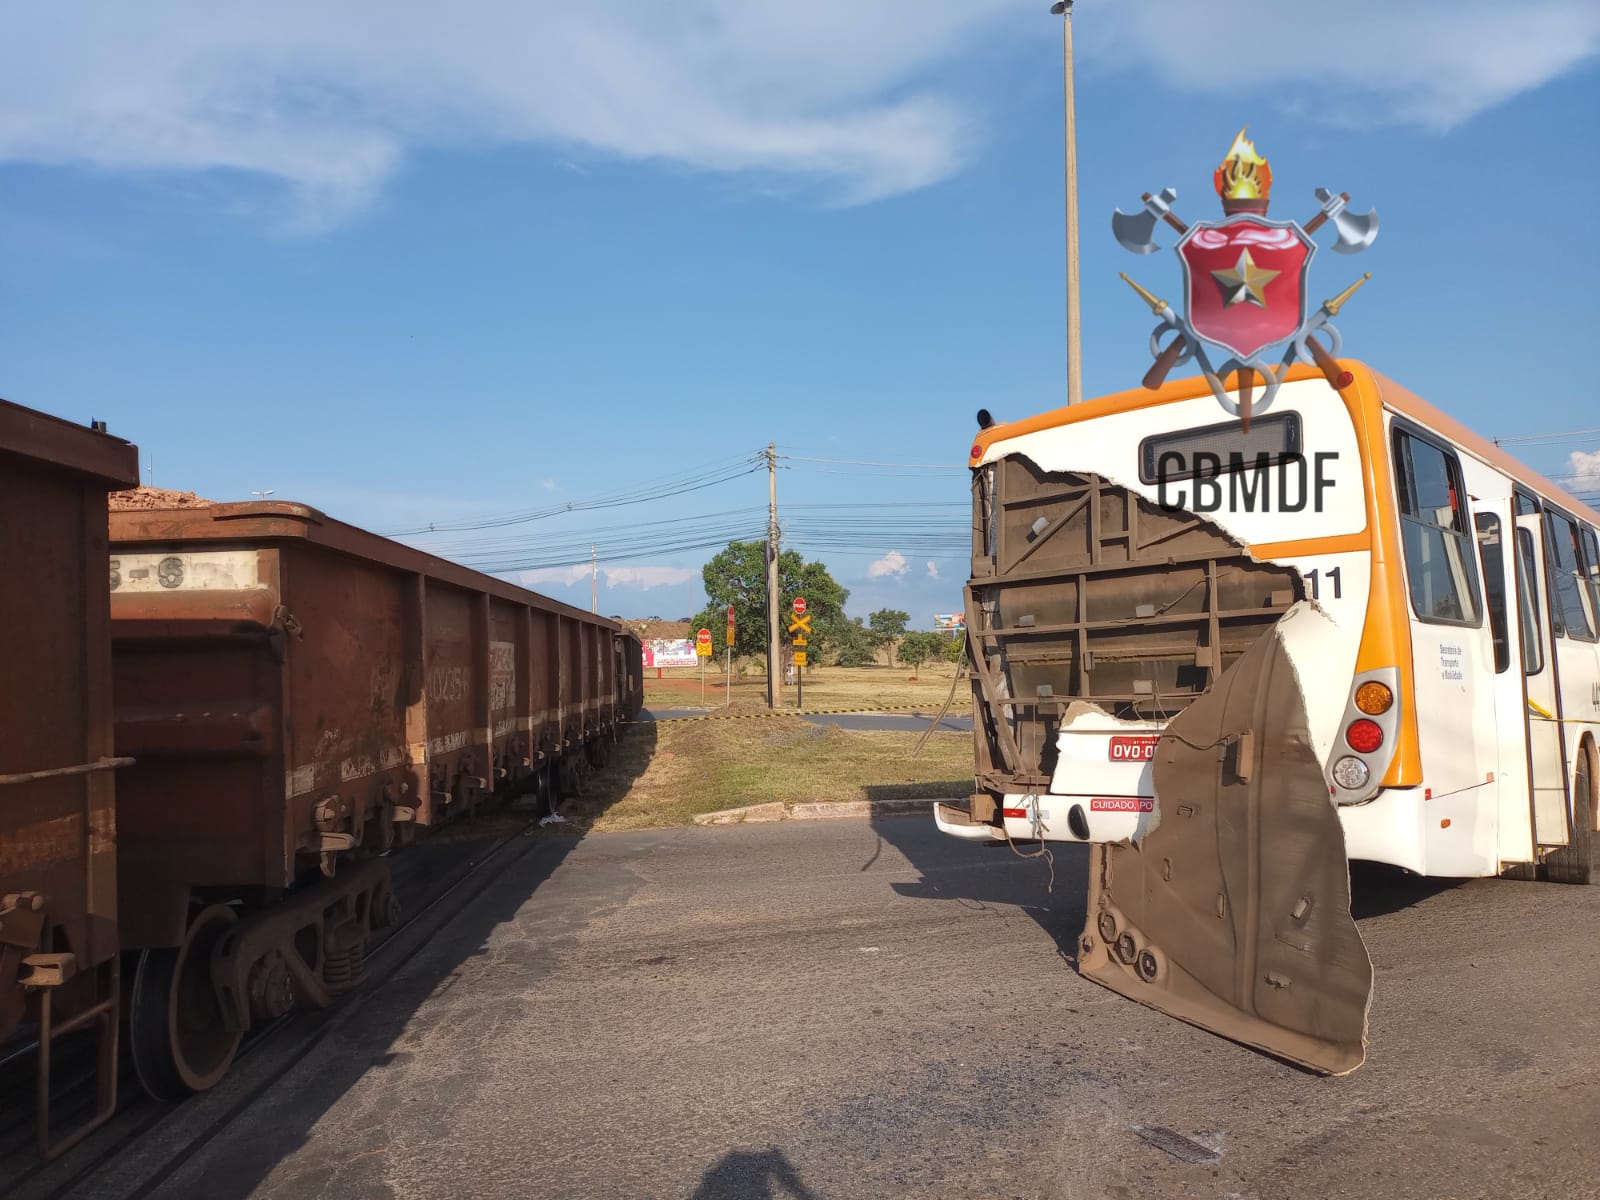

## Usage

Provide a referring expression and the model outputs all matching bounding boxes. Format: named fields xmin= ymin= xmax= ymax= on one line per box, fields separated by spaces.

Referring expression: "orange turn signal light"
xmin=1354 ymin=681 xmax=1393 ymax=715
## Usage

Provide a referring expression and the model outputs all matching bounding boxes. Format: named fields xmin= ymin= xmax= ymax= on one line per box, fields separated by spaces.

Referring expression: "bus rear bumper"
xmin=1338 ymin=786 xmax=1428 ymax=875
xmin=932 ymin=801 xmax=1006 ymax=842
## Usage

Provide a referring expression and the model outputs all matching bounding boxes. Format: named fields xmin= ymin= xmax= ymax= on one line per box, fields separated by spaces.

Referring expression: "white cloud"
xmin=540 ymin=479 xmax=559 ymax=492
xmin=868 ymin=550 xmax=909 ymax=579
xmin=516 ymin=565 xmax=590 ymax=589
xmin=514 ymin=563 xmax=696 ymax=591
xmin=1567 ymin=449 xmax=1600 ymax=495
xmin=602 ymin=565 xmax=696 ymax=590
xmin=0 ymin=1 xmax=1016 ymax=229
xmin=925 ymin=561 xmax=941 ymax=579
xmin=1091 ymin=2 xmax=1600 ymax=131
xmin=3 ymin=3 xmax=1592 ymax=228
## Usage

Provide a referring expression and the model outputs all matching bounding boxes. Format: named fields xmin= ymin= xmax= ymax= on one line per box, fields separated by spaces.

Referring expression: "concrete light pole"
xmin=1051 ymin=0 xmax=1084 ymax=405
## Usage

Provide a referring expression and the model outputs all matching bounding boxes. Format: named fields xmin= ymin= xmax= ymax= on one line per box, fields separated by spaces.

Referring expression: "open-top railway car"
xmin=1 ymin=399 xmax=139 ymax=1156
xmin=4 ymin=393 xmax=644 ymax=1157
xmin=107 ymin=498 xmax=643 ymax=1097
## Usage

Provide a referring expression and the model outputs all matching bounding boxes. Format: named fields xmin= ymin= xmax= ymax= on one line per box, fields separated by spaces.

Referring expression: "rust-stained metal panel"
xmin=107 ymin=500 xmax=631 ymax=938
xmin=0 ymin=399 xmax=137 ymax=1049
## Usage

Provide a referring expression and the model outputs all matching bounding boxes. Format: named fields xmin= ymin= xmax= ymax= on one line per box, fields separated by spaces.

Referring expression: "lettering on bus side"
xmin=1155 ymin=450 xmax=1338 ymax=514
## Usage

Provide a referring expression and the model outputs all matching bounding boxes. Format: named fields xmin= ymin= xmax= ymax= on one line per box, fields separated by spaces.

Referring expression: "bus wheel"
xmin=1547 ymin=743 xmax=1596 ymax=886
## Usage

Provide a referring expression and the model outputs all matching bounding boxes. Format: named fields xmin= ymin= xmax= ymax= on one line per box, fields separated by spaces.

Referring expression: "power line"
xmin=1492 ymin=428 xmax=1600 ymax=448
xmin=381 ymin=451 xmax=765 ymax=536
xmin=778 ymin=453 xmax=965 ymax=470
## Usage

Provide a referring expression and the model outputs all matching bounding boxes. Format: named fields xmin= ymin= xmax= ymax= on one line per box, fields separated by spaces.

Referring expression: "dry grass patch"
xmin=565 ymin=715 xmax=972 ymax=832
xmin=642 ymin=662 xmax=970 ymax=714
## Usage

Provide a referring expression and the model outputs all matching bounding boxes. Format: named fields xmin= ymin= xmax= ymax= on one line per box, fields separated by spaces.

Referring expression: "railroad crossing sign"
xmin=787 ymin=612 xmax=811 ymax=637
xmin=793 ymin=649 xmax=807 ymax=666
xmin=792 ymin=596 xmax=807 ymax=616
xmin=695 ymin=628 xmax=712 ymax=658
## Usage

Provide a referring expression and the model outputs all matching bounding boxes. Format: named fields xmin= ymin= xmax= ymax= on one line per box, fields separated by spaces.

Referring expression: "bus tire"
xmin=1547 ymin=741 xmax=1596 ymax=886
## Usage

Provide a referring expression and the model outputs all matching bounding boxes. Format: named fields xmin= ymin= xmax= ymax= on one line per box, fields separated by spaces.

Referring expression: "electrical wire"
xmin=380 ymin=451 xmax=766 ymax=536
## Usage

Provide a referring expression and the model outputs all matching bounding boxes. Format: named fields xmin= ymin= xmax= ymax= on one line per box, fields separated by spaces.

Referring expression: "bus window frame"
xmin=1390 ymin=419 xmax=1484 ymax=629
xmin=1515 ymin=525 xmax=1546 ymax=676
xmin=1578 ymin=522 xmax=1600 ymax=638
xmin=1474 ymin=512 xmax=1511 ymax=675
xmin=1543 ymin=503 xmax=1599 ymax=643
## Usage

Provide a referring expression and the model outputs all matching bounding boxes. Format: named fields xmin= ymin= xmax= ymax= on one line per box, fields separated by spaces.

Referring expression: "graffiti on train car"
xmin=490 ymin=641 xmax=517 ymax=712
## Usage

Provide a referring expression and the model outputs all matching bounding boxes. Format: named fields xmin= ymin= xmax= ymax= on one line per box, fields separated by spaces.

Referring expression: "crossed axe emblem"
xmin=1112 ymin=178 xmax=1378 ymax=427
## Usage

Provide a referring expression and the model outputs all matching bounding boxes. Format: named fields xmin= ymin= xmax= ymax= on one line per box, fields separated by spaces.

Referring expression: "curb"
xmin=691 ymin=797 xmax=942 ymax=825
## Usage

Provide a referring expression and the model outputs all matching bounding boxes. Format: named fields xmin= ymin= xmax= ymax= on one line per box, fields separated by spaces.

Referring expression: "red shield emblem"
xmin=1177 ymin=218 xmax=1313 ymax=360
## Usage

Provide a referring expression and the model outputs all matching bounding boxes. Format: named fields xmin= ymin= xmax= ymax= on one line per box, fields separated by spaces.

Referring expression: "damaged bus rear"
xmin=938 ymin=359 xmax=1600 ymax=1074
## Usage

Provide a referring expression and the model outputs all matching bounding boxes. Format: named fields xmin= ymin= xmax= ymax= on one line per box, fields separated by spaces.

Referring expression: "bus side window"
xmin=1545 ymin=509 xmax=1597 ymax=642
xmin=1516 ymin=527 xmax=1545 ymax=675
xmin=1582 ymin=525 xmax=1600 ymax=634
xmin=1393 ymin=428 xmax=1482 ymax=626
xmin=1474 ymin=513 xmax=1510 ymax=674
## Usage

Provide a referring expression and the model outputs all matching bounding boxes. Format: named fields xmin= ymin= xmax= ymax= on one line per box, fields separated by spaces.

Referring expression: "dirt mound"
xmin=109 ymin=485 xmax=212 ymax=511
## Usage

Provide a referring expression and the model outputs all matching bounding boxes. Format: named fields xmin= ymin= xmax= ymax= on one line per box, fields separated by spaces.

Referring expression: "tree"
xmin=831 ymin=617 xmax=877 ymax=667
xmin=940 ymin=633 xmax=965 ymax=665
xmin=896 ymin=630 xmax=946 ymax=678
xmin=687 ymin=540 xmax=850 ymax=660
xmin=867 ymin=609 xmax=910 ymax=667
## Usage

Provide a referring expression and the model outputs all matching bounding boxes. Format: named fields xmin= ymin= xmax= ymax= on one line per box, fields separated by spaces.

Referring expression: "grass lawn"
xmin=643 ymin=661 xmax=971 ymax=714
xmin=564 ymin=715 xmax=973 ymax=832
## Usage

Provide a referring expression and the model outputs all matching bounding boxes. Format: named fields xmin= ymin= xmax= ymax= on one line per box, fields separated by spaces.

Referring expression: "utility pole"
xmin=765 ymin=443 xmax=780 ymax=709
xmin=1052 ymin=0 xmax=1084 ymax=405
xmin=591 ymin=545 xmax=598 ymax=613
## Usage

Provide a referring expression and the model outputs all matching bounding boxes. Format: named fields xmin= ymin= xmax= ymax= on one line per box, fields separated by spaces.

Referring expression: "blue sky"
xmin=3 ymin=2 xmax=1598 ymax=625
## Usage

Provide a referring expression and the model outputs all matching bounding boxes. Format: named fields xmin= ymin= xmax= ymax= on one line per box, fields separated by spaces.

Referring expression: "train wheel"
xmin=586 ymin=735 xmax=611 ymax=769
xmin=1547 ymin=744 xmax=1596 ymax=886
xmin=130 ymin=904 xmax=243 ymax=1100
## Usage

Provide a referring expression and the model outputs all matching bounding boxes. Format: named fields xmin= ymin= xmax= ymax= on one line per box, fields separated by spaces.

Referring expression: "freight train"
xmin=1 ymin=398 xmax=644 ymax=1155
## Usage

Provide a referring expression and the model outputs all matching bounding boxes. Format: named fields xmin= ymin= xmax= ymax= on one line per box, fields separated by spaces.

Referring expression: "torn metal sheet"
xmin=1078 ymin=625 xmax=1373 ymax=1075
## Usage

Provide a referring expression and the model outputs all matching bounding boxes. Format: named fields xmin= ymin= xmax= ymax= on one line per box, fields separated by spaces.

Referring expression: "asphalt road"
xmin=645 ymin=706 xmax=973 ymax=732
xmin=123 ymin=818 xmax=1599 ymax=1200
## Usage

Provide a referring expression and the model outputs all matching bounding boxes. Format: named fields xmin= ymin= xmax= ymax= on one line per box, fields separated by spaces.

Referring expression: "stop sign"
xmin=793 ymin=596 xmax=807 ymax=616
xmin=696 ymin=628 xmax=712 ymax=645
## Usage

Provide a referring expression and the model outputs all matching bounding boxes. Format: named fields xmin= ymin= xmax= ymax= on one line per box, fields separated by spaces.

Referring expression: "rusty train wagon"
xmin=1 ymin=400 xmax=139 ymax=1155
xmin=107 ymin=499 xmax=642 ymax=1098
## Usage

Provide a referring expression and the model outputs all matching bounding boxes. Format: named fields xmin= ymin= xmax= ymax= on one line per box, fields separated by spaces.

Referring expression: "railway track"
xmin=5 ymin=807 xmax=559 ymax=1200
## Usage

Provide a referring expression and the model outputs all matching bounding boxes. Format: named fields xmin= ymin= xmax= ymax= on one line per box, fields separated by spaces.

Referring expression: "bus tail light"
xmin=1345 ymin=719 xmax=1383 ymax=753
xmin=1327 ymin=667 xmax=1400 ymax=806
xmin=1353 ymin=682 xmax=1393 ymax=714
xmin=1331 ymin=756 xmax=1370 ymax=790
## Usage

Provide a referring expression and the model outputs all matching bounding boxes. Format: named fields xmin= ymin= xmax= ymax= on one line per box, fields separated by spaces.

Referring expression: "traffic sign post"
xmin=789 ymin=598 xmax=807 ymax=707
xmin=725 ymin=605 xmax=735 ymax=707
xmin=696 ymin=627 xmax=712 ymax=708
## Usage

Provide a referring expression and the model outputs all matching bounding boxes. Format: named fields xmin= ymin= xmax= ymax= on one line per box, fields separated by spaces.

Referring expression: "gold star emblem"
xmin=1210 ymin=248 xmax=1279 ymax=307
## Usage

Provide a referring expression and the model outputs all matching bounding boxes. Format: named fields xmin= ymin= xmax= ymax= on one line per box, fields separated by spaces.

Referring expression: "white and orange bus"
xmin=935 ymin=359 xmax=1600 ymax=1072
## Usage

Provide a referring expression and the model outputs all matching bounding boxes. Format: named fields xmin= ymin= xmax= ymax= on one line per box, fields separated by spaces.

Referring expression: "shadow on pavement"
xmin=133 ymin=719 xmax=658 ymax=1200
xmin=1347 ymin=860 xmax=1467 ymax=918
xmin=692 ymin=1147 xmax=822 ymax=1200
xmin=864 ymin=786 xmax=1091 ymax=968
xmin=866 ymin=791 xmax=1471 ymax=969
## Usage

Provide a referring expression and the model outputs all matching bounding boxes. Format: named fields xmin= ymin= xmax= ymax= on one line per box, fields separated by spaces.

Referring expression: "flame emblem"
xmin=1214 ymin=128 xmax=1272 ymax=212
